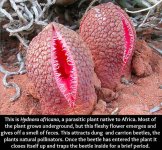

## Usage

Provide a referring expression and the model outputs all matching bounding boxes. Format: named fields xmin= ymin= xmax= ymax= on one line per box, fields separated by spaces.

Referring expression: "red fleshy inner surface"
xmin=54 ymin=39 xmax=72 ymax=90
xmin=122 ymin=18 xmax=131 ymax=64
xmin=55 ymin=39 xmax=72 ymax=81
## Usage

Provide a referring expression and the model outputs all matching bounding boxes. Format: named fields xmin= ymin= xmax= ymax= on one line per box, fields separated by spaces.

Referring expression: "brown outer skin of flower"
xmin=26 ymin=22 xmax=97 ymax=115
xmin=80 ymin=2 xmax=136 ymax=89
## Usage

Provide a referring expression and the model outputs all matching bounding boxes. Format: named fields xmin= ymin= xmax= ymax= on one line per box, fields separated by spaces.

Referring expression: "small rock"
xmin=26 ymin=81 xmax=40 ymax=100
xmin=101 ymin=88 xmax=118 ymax=102
xmin=132 ymin=57 xmax=152 ymax=77
xmin=92 ymin=99 xmax=107 ymax=115
xmin=95 ymin=99 xmax=106 ymax=111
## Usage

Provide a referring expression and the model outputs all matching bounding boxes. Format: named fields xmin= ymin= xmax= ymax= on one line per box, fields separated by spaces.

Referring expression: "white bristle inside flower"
xmin=50 ymin=28 xmax=78 ymax=107
xmin=119 ymin=12 xmax=135 ymax=65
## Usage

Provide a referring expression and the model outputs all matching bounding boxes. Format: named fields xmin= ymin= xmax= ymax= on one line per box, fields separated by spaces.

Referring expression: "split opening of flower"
xmin=120 ymin=13 xmax=134 ymax=66
xmin=51 ymin=26 xmax=78 ymax=107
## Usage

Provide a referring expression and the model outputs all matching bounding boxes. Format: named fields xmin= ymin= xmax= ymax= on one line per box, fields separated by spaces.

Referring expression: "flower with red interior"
xmin=26 ymin=22 xmax=96 ymax=115
xmin=80 ymin=2 xmax=136 ymax=89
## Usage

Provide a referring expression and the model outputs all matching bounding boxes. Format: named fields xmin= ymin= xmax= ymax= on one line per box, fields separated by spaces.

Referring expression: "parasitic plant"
xmin=80 ymin=2 xmax=136 ymax=89
xmin=26 ymin=22 xmax=96 ymax=115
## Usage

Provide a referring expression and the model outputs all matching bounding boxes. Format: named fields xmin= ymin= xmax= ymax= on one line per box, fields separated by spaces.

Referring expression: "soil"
xmin=0 ymin=38 xmax=162 ymax=115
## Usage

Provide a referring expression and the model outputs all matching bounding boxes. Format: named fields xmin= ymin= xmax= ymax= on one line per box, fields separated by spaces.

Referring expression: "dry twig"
xmin=0 ymin=0 xmax=57 ymax=101
xmin=0 ymin=0 xmax=56 ymax=47
xmin=0 ymin=52 xmax=26 ymax=101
